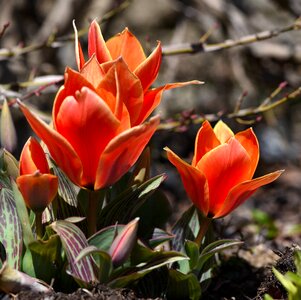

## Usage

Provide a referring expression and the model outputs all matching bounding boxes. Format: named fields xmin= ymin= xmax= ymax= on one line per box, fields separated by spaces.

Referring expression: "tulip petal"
xmin=88 ymin=20 xmax=112 ymax=63
xmin=20 ymin=137 xmax=49 ymax=175
xmin=134 ymin=80 xmax=202 ymax=126
xmin=197 ymin=138 xmax=252 ymax=216
xmin=53 ymin=68 xmax=96 ymax=124
xmin=165 ymin=147 xmax=209 ymax=216
xmin=16 ymin=173 xmax=58 ymax=213
xmin=55 ymin=87 xmax=120 ymax=188
xmin=215 ymin=170 xmax=283 ymax=218
xmin=73 ymin=20 xmax=85 ymax=70
xmin=95 ymin=116 xmax=160 ymax=190
xmin=134 ymin=42 xmax=162 ymax=91
xmin=80 ymin=55 xmax=106 ymax=87
xmin=213 ymin=120 xmax=234 ymax=144
xmin=235 ymin=128 xmax=259 ymax=177
xmin=106 ymin=28 xmax=146 ymax=71
xmin=192 ymin=120 xmax=220 ymax=167
xmin=97 ymin=58 xmax=144 ymax=127
xmin=18 ymin=101 xmax=83 ymax=186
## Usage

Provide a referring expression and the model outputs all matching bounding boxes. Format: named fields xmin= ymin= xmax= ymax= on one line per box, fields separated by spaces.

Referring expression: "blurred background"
xmin=1 ymin=0 xmax=301 ymax=247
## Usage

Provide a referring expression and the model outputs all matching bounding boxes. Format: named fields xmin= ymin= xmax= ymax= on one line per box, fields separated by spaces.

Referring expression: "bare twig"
xmin=0 ymin=0 xmax=131 ymax=60
xmin=158 ymin=85 xmax=301 ymax=131
xmin=162 ymin=17 xmax=301 ymax=56
xmin=0 ymin=22 xmax=9 ymax=40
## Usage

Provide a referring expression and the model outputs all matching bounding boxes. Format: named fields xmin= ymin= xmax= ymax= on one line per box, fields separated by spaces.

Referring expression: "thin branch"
xmin=158 ymin=85 xmax=301 ymax=131
xmin=0 ymin=22 xmax=9 ymax=40
xmin=162 ymin=17 xmax=301 ymax=56
xmin=0 ymin=0 xmax=131 ymax=60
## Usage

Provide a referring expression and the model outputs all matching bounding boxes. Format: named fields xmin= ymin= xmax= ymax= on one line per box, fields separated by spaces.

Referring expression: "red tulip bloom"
xmin=165 ymin=120 xmax=283 ymax=218
xmin=16 ymin=137 xmax=58 ymax=213
xmin=74 ymin=20 xmax=201 ymax=126
xmin=18 ymin=58 xmax=161 ymax=190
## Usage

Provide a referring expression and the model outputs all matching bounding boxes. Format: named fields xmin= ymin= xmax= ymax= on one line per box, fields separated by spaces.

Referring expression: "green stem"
xmin=35 ymin=212 xmax=43 ymax=239
xmin=87 ymin=190 xmax=106 ymax=237
xmin=194 ymin=217 xmax=212 ymax=247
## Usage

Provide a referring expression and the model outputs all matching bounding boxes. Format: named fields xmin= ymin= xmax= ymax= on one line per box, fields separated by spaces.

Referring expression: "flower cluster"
xmin=3 ymin=20 xmax=283 ymax=298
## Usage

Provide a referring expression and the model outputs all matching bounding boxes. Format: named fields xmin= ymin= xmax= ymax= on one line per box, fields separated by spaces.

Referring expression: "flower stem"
xmin=35 ymin=212 xmax=43 ymax=239
xmin=194 ymin=217 xmax=212 ymax=247
xmin=87 ymin=189 xmax=106 ymax=237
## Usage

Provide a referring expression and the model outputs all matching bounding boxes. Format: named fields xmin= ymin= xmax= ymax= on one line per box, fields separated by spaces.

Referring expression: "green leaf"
xmin=149 ymin=228 xmax=174 ymax=249
xmin=110 ymin=244 xmax=188 ymax=288
xmin=197 ymin=239 xmax=243 ymax=272
xmin=166 ymin=269 xmax=201 ymax=300
xmin=98 ymin=175 xmax=165 ymax=227
xmin=0 ymin=187 xmax=22 ymax=269
xmin=0 ymin=99 xmax=17 ymax=152
xmin=27 ymin=235 xmax=62 ymax=283
xmin=263 ymin=294 xmax=274 ymax=300
xmin=172 ymin=205 xmax=199 ymax=252
xmin=76 ymin=246 xmax=112 ymax=283
xmin=134 ymin=189 xmax=172 ymax=238
xmin=294 ymin=250 xmax=301 ymax=276
xmin=11 ymin=179 xmax=34 ymax=247
xmin=50 ymin=220 xmax=98 ymax=285
xmin=88 ymin=224 xmax=124 ymax=253
xmin=185 ymin=240 xmax=199 ymax=271
xmin=273 ymin=267 xmax=297 ymax=295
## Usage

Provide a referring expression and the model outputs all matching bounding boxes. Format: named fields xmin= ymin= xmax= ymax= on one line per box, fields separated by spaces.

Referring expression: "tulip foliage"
xmin=0 ymin=20 xmax=282 ymax=299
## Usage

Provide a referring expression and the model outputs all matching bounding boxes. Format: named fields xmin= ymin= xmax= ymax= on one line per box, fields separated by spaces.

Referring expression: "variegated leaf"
xmin=50 ymin=220 xmax=98 ymax=284
xmin=0 ymin=188 xmax=22 ymax=269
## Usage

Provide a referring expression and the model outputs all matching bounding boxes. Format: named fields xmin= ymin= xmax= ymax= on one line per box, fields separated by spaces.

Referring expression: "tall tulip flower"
xmin=165 ymin=120 xmax=283 ymax=219
xmin=16 ymin=137 xmax=58 ymax=213
xmin=74 ymin=20 xmax=201 ymax=126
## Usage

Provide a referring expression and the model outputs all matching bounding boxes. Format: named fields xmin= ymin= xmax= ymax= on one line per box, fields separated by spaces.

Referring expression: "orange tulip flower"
xmin=16 ymin=137 xmax=58 ymax=213
xmin=165 ymin=120 xmax=283 ymax=219
xmin=18 ymin=60 xmax=160 ymax=190
xmin=74 ymin=20 xmax=201 ymax=126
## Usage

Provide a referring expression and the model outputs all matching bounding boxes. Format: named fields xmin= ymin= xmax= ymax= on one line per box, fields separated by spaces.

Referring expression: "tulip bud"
xmin=16 ymin=137 xmax=58 ymax=213
xmin=109 ymin=218 xmax=139 ymax=267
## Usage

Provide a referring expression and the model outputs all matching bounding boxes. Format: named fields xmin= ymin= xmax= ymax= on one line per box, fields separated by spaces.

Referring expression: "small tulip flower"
xmin=16 ymin=137 xmax=58 ymax=213
xmin=165 ymin=120 xmax=283 ymax=219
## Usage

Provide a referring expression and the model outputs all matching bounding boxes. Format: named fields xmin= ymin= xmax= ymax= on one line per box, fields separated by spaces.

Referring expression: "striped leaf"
xmin=50 ymin=220 xmax=98 ymax=284
xmin=99 ymin=175 xmax=165 ymax=227
xmin=0 ymin=188 xmax=22 ymax=269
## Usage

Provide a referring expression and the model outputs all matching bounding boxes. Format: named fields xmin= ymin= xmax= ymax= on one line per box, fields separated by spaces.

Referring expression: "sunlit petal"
xmin=215 ymin=170 xmax=284 ymax=218
xmin=18 ymin=101 xmax=83 ymax=186
xmin=88 ymin=20 xmax=112 ymax=62
xmin=73 ymin=20 xmax=85 ymax=70
xmin=192 ymin=120 xmax=220 ymax=167
xmin=197 ymin=138 xmax=252 ymax=215
xmin=80 ymin=54 xmax=106 ymax=87
xmin=55 ymin=87 xmax=120 ymax=188
xmin=134 ymin=42 xmax=162 ymax=91
xmin=95 ymin=116 xmax=159 ymax=190
xmin=17 ymin=173 xmax=58 ymax=213
xmin=134 ymin=80 xmax=202 ymax=126
xmin=235 ymin=128 xmax=259 ymax=177
xmin=106 ymin=28 xmax=146 ymax=71
xmin=213 ymin=120 xmax=234 ymax=144
xmin=165 ymin=147 xmax=209 ymax=216
xmin=20 ymin=137 xmax=49 ymax=175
